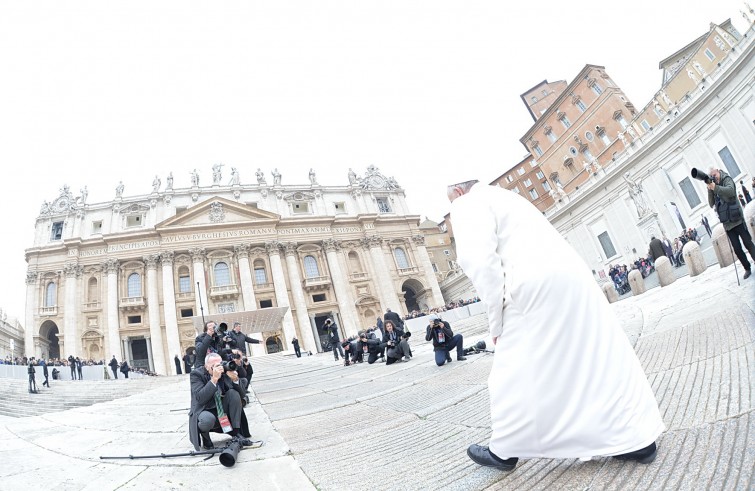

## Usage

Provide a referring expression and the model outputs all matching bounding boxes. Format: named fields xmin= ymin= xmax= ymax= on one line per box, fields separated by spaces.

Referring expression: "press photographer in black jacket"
xmin=227 ymin=322 xmax=261 ymax=355
xmin=425 ymin=315 xmax=467 ymax=366
xmin=383 ymin=320 xmax=412 ymax=365
xmin=356 ymin=329 xmax=384 ymax=364
xmin=194 ymin=320 xmax=223 ymax=369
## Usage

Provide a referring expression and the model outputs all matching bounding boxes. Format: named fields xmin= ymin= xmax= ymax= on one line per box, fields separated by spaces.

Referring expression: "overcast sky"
xmin=0 ymin=1 xmax=749 ymax=323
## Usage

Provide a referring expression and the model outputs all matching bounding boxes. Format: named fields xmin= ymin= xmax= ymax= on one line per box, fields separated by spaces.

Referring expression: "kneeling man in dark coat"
xmin=189 ymin=353 xmax=252 ymax=451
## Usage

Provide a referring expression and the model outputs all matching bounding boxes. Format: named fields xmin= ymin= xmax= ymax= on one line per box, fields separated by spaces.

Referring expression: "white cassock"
xmin=451 ymin=184 xmax=664 ymax=459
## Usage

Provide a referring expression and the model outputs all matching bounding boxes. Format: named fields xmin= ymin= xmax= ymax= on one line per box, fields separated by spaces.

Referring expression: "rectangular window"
xmin=583 ymin=148 xmax=594 ymax=160
xmin=597 ymin=231 xmax=617 ymax=258
xmin=717 ymin=146 xmax=741 ymax=177
xmin=511 ymin=186 xmax=520 ymax=194
xmin=254 ymin=268 xmax=267 ymax=285
xmin=505 ymin=175 xmax=514 ymax=183
xmin=704 ymin=48 xmax=715 ymax=61
xmin=533 ymin=145 xmax=543 ymax=156
xmin=678 ymin=177 xmax=702 ymax=209
xmin=542 ymin=181 xmax=551 ymax=192
xmin=523 ymin=178 xmax=532 ymax=187
xmin=517 ymin=167 xmax=525 ymax=175
xmin=560 ymin=116 xmax=571 ymax=129
xmin=178 ymin=275 xmax=191 ymax=293
xmin=376 ymin=197 xmax=392 ymax=213
xmin=312 ymin=294 xmax=327 ymax=302
xmin=600 ymin=132 xmax=611 ymax=145
xmin=528 ymin=189 xmax=539 ymax=199
xmin=443 ymin=250 xmax=451 ymax=256
xmin=333 ymin=202 xmax=346 ymax=214
xmin=292 ymin=202 xmax=309 ymax=214
xmin=547 ymin=131 xmax=557 ymax=143
xmin=529 ymin=160 xmax=537 ymax=168
xmin=431 ymin=263 xmax=438 ymax=272
xmin=91 ymin=221 xmax=102 ymax=234
xmin=180 ymin=308 xmax=194 ymax=318
xmin=576 ymin=100 xmax=587 ymax=112
xmin=616 ymin=114 xmax=628 ymax=129
xmin=259 ymin=299 xmax=273 ymax=308
xmin=641 ymin=119 xmax=651 ymax=131
xmin=51 ymin=221 xmax=64 ymax=241
xmin=536 ymin=171 xmax=545 ymax=179
xmin=127 ymin=315 xmax=142 ymax=324
xmin=126 ymin=215 xmax=143 ymax=227
xmin=592 ymin=83 xmax=603 ymax=96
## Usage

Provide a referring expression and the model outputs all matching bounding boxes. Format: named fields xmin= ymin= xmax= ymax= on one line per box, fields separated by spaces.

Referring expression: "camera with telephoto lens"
xmin=691 ymin=168 xmax=712 ymax=184
xmin=221 ymin=359 xmax=238 ymax=372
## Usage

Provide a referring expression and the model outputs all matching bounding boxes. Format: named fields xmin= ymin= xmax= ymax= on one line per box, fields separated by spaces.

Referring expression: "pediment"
xmin=156 ymin=197 xmax=280 ymax=230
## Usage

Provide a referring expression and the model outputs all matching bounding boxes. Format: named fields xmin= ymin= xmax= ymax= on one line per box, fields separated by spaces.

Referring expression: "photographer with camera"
xmin=425 ymin=315 xmax=467 ymax=366
xmin=704 ymin=167 xmax=755 ymax=279
xmin=355 ymin=329 xmax=384 ymax=364
xmin=189 ymin=352 xmax=252 ymax=451
xmin=383 ymin=320 xmax=412 ymax=365
xmin=324 ymin=318 xmax=345 ymax=361
xmin=341 ymin=336 xmax=358 ymax=366
xmin=194 ymin=320 xmax=224 ymax=369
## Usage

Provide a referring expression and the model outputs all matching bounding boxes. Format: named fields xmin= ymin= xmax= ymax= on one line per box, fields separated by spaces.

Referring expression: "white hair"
xmin=204 ymin=353 xmax=222 ymax=366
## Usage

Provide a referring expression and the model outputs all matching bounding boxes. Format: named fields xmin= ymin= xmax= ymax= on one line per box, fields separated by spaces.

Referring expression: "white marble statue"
xmin=256 ymin=168 xmax=266 ymax=185
xmin=212 ymin=163 xmax=224 ymax=184
xmin=687 ymin=68 xmax=700 ymax=85
xmin=166 ymin=172 xmax=173 ymax=190
xmin=152 ymin=175 xmax=161 ymax=193
xmin=190 ymin=169 xmax=199 ymax=187
xmin=309 ymin=168 xmax=317 ymax=185
xmin=618 ymin=132 xmax=628 ymax=147
xmin=693 ymin=61 xmax=706 ymax=78
xmin=116 ymin=181 xmax=124 ymax=198
xmin=348 ymin=168 xmax=357 ymax=185
xmin=623 ymin=172 xmax=652 ymax=218
xmin=40 ymin=201 xmax=51 ymax=214
xmin=79 ymin=186 xmax=88 ymax=204
xmin=660 ymin=90 xmax=673 ymax=108
xmin=230 ymin=167 xmax=240 ymax=185
xmin=626 ymin=125 xmax=637 ymax=139
xmin=272 ymin=168 xmax=281 ymax=185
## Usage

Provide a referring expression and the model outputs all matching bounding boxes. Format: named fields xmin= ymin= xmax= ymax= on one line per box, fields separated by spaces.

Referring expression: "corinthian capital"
xmin=159 ymin=250 xmax=175 ymax=265
xmin=102 ymin=258 xmax=120 ymax=274
xmin=189 ymin=247 xmax=206 ymax=262
xmin=63 ymin=262 xmax=80 ymax=278
xmin=322 ymin=238 xmax=340 ymax=252
xmin=281 ymin=241 xmax=298 ymax=256
xmin=264 ymin=241 xmax=281 ymax=256
xmin=142 ymin=254 xmax=160 ymax=270
xmin=234 ymin=243 xmax=250 ymax=259
xmin=26 ymin=270 xmax=38 ymax=285
xmin=411 ymin=235 xmax=426 ymax=246
xmin=365 ymin=235 xmax=383 ymax=248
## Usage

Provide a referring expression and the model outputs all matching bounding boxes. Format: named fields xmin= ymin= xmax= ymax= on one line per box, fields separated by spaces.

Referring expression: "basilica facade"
xmin=24 ymin=166 xmax=444 ymax=374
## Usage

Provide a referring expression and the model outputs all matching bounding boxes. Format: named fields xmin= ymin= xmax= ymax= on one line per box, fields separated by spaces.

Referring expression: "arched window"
xmin=348 ymin=251 xmax=362 ymax=273
xmin=45 ymin=282 xmax=56 ymax=307
xmin=303 ymin=255 xmax=320 ymax=278
xmin=214 ymin=262 xmax=231 ymax=286
xmin=178 ymin=266 xmax=191 ymax=293
xmin=394 ymin=248 xmax=410 ymax=269
xmin=253 ymin=259 xmax=268 ymax=285
xmin=87 ymin=277 xmax=98 ymax=302
xmin=127 ymin=273 xmax=141 ymax=297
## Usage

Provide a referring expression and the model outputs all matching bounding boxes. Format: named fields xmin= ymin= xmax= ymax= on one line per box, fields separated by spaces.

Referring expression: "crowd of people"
xmin=2 ymin=354 xmax=157 ymax=379
xmin=401 ymin=296 xmax=481 ymax=320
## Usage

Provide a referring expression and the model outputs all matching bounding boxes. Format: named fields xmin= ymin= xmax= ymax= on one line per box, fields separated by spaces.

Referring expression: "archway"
xmin=401 ymin=278 xmax=430 ymax=313
xmin=40 ymin=320 xmax=60 ymax=360
xmin=265 ymin=336 xmax=283 ymax=354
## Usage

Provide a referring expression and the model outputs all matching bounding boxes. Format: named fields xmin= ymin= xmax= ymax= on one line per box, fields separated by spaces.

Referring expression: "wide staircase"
xmin=0 ymin=376 xmax=182 ymax=418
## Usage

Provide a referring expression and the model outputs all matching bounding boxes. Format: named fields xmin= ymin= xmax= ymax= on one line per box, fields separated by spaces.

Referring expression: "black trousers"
xmin=293 ymin=345 xmax=301 ymax=357
xmin=43 ymin=373 xmax=49 ymax=387
xmin=332 ymin=343 xmax=345 ymax=360
xmin=197 ymin=389 xmax=243 ymax=433
xmin=726 ymin=222 xmax=755 ymax=271
xmin=28 ymin=374 xmax=37 ymax=393
xmin=111 ymin=367 xmax=118 ymax=379
xmin=70 ymin=365 xmax=76 ymax=380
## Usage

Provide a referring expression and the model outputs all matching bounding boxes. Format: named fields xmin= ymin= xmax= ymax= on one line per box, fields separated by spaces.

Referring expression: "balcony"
xmin=209 ymin=284 xmax=239 ymax=300
xmin=302 ymin=275 xmax=331 ymax=292
xmin=397 ymin=266 xmax=419 ymax=276
xmin=176 ymin=291 xmax=195 ymax=301
xmin=39 ymin=306 xmax=57 ymax=316
xmin=349 ymin=272 xmax=370 ymax=282
xmin=253 ymin=282 xmax=275 ymax=292
xmin=120 ymin=296 xmax=146 ymax=312
xmin=83 ymin=301 xmax=101 ymax=311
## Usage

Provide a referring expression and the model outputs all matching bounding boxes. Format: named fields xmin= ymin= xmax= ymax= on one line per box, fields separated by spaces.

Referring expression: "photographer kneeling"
xmin=383 ymin=320 xmax=412 ymax=365
xmin=426 ymin=315 xmax=467 ymax=366
xmin=189 ymin=353 xmax=252 ymax=451
xmin=356 ymin=329 xmax=384 ymax=364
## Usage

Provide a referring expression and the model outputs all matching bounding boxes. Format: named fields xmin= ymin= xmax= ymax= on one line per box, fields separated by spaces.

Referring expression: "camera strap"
xmin=214 ymin=388 xmax=233 ymax=433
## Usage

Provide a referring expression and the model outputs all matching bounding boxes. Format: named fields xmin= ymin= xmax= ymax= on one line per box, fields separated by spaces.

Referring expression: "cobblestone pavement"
xmin=0 ymin=261 xmax=752 ymax=490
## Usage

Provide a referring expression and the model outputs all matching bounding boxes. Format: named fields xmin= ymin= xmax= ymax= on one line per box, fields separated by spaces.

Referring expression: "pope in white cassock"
xmin=447 ymin=180 xmax=665 ymax=472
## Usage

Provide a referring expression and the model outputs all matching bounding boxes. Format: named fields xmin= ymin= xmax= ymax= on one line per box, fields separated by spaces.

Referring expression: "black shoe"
xmin=446 ymin=354 xmax=452 ymax=363
xmin=457 ymin=356 xmax=468 ymax=361
xmin=233 ymin=435 xmax=255 ymax=447
xmin=467 ymin=444 xmax=518 ymax=471
xmin=612 ymin=442 xmax=657 ymax=464
xmin=201 ymin=433 xmax=214 ymax=450
xmin=744 ymin=270 xmax=752 ymax=280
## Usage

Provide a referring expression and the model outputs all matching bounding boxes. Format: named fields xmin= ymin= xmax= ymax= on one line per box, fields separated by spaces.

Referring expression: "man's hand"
xmin=707 ymin=181 xmax=716 ymax=191
xmin=226 ymin=370 xmax=239 ymax=383
xmin=211 ymin=364 xmax=223 ymax=383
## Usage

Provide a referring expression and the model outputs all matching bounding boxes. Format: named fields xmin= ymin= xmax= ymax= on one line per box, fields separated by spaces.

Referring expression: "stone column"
xmin=411 ymin=235 xmax=445 ymax=307
xmin=281 ymin=242 xmax=318 ymax=352
xmin=24 ymin=270 xmax=38 ymax=359
xmin=145 ymin=336 xmax=154 ymax=372
xmin=363 ymin=236 xmax=402 ymax=313
xmin=189 ymin=247 xmax=209 ymax=318
xmin=322 ymin=239 xmax=361 ymax=336
xmin=63 ymin=262 xmax=83 ymax=358
xmin=144 ymin=254 xmax=167 ymax=375
xmin=160 ymin=251 xmax=182 ymax=374
xmin=234 ymin=244 xmax=264 ymax=356
xmin=266 ymin=241 xmax=296 ymax=349
xmin=103 ymin=258 xmax=121 ymax=360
